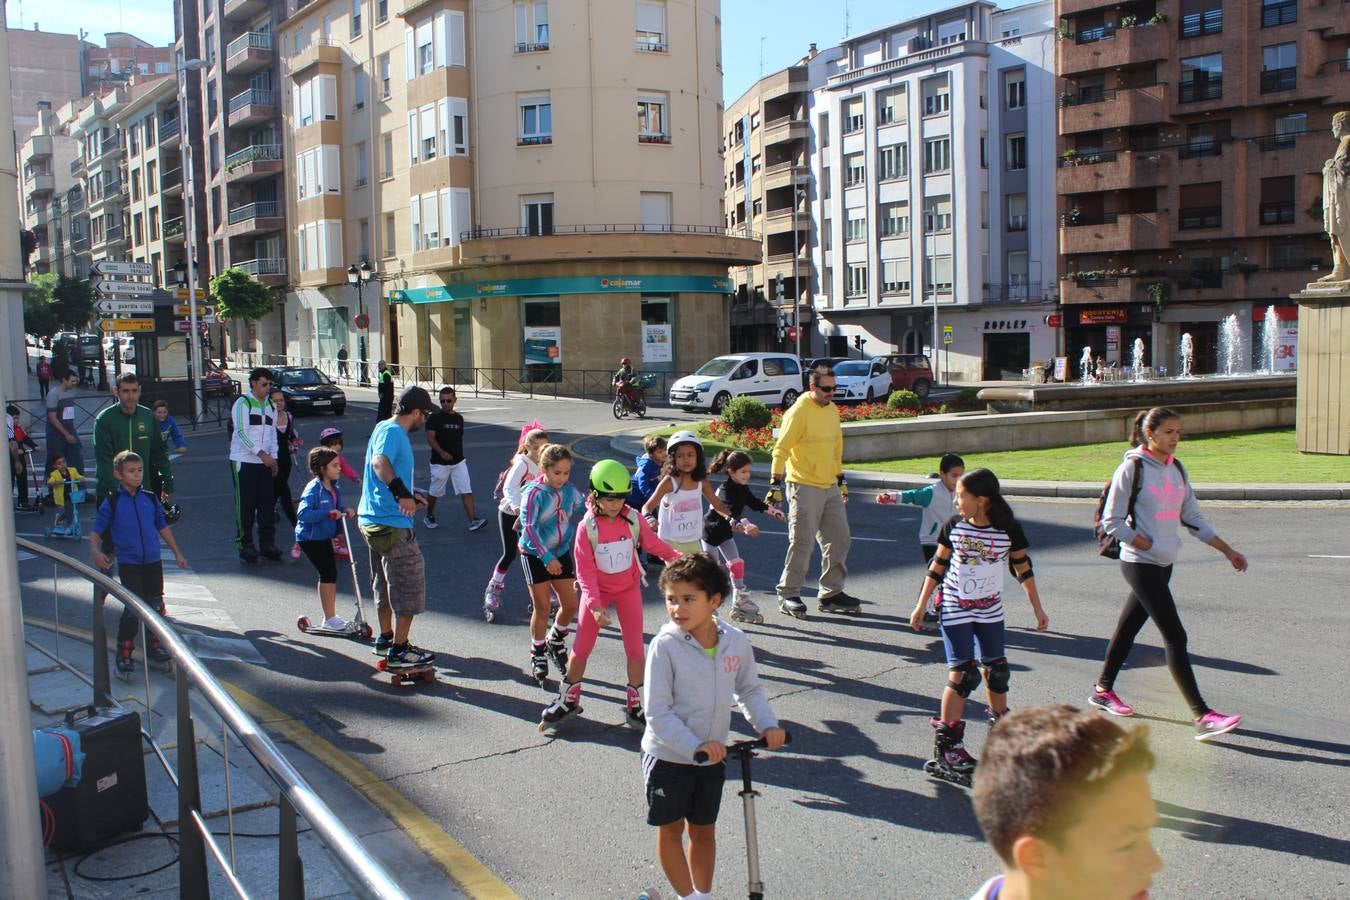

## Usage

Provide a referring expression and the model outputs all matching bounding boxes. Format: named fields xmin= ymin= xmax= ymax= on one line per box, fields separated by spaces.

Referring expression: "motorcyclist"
xmin=613 ymin=357 xmax=640 ymax=410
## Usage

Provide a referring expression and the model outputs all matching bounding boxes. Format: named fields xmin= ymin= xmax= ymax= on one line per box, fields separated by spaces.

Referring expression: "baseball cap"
xmin=397 ymin=385 xmax=435 ymax=414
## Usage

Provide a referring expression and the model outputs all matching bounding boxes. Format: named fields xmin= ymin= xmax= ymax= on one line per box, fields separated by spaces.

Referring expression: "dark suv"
xmin=880 ymin=354 xmax=935 ymax=398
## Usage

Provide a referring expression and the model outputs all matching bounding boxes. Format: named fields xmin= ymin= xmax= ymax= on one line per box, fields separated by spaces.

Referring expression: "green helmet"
xmin=590 ymin=459 xmax=632 ymax=495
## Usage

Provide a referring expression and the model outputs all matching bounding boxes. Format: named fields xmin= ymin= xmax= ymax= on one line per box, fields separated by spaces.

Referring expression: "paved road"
xmin=20 ymin=395 xmax=1350 ymax=898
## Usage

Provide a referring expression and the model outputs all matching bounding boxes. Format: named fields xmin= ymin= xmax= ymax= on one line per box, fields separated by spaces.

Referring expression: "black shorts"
xmin=522 ymin=551 xmax=575 ymax=586
xmin=642 ymin=753 xmax=726 ymax=827
xmin=300 ymin=539 xmax=338 ymax=584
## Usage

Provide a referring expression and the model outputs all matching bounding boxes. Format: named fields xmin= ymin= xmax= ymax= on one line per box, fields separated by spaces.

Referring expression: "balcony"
xmin=226 ymin=32 xmax=274 ymax=75
xmin=160 ymin=167 xmax=183 ymax=196
xmin=1060 ymin=23 xmax=1168 ymax=76
xmin=87 ymin=180 xmax=125 ymax=212
xmin=635 ymin=35 xmax=668 ymax=53
xmin=1178 ymin=206 xmax=1222 ymax=231
xmin=224 ymin=143 xmax=284 ymax=182
xmin=236 ymin=257 xmax=287 ymax=285
xmin=227 ymin=89 xmax=275 ymax=129
xmin=1320 ymin=59 xmax=1350 ymax=76
xmin=1057 ymin=150 xmax=1166 ymax=194
xmin=163 ymin=216 xmax=185 ymax=243
xmin=287 ymin=40 xmax=340 ymax=77
xmin=1060 ymin=212 xmax=1171 ymax=255
xmin=159 ymin=117 xmax=181 ymax=145
xmin=70 ymin=158 xmax=83 ymax=176
xmin=95 ymin=224 xmax=127 ymax=247
xmin=1259 ymin=67 xmax=1297 ymax=94
xmin=457 ymin=224 xmax=761 ymax=267
xmin=1059 ymin=83 xmax=1166 ymax=133
xmin=763 ymin=161 xmax=810 ymax=191
xmin=28 ymin=172 xmax=55 ymax=195
xmin=71 ymin=233 xmax=90 ymax=251
xmin=763 ymin=115 xmax=808 ymax=146
xmin=226 ymin=200 xmax=284 ymax=237
xmin=222 ymin=0 xmax=269 ymax=21
xmin=24 ymin=134 xmax=53 ymax=160
xmin=1247 ymin=128 xmax=1325 ymax=180
xmin=1061 ymin=276 xmax=1143 ymax=304
xmin=1178 ymin=79 xmax=1223 ymax=104
xmin=1060 ymin=0 xmax=1124 ymax=13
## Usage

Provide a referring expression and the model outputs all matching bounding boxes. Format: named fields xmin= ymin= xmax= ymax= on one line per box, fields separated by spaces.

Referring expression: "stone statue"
xmin=1318 ymin=111 xmax=1350 ymax=283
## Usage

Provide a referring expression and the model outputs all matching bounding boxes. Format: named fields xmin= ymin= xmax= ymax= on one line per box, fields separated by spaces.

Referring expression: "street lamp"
xmin=347 ymin=260 xmax=375 ymax=385
xmin=175 ymin=55 xmax=208 ymax=424
xmin=792 ymin=184 xmax=805 ymax=360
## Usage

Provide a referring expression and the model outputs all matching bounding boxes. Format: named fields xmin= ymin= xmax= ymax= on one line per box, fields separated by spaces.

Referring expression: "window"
xmin=519 ymin=94 xmax=552 ymax=144
xmin=417 ymin=104 xmax=436 ymax=159
xmin=381 ymin=132 xmax=394 ymax=177
xmin=354 ymin=68 xmax=368 ymax=109
xmin=515 ymin=1 xmax=549 ymax=51
xmin=844 ymin=152 xmax=865 ymax=187
xmin=636 ymin=0 xmax=667 ymax=51
xmin=1006 ymin=193 xmax=1027 ymax=231
xmin=819 ymin=112 xmax=829 ymax=147
xmin=924 ymin=137 xmax=951 ymax=174
xmin=522 ymin=193 xmax=554 ymax=235
xmin=377 ymin=0 xmax=388 ymax=25
xmin=878 ymin=143 xmax=907 ymax=180
xmin=937 ymin=19 xmax=966 ymax=45
xmin=1007 ymin=251 xmax=1029 ymax=298
xmin=1003 ymin=69 xmax=1025 ymax=110
xmin=882 ymin=260 xmax=910 ymax=295
xmin=980 ymin=133 xmax=987 ymax=168
xmin=384 ymin=212 xmax=396 ymax=255
xmin=296 ymin=146 xmax=342 ymax=198
xmin=410 ymin=191 xmax=467 ymax=249
xmin=926 ymin=255 xmax=953 ymax=294
xmin=846 ymin=263 xmax=868 ymax=297
xmin=131 ymin=169 xmax=141 ymax=201
xmin=1269 ymin=112 xmax=1308 ymax=149
xmin=638 ymin=92 xmax=669 ymax=142
xmin=378 ymin=54 xmax=391 ymax=98
xmin=640 ymin=192 xmax=672 ymax=230
xmin=1261 ymin=0 xmax=1297 ymax=28
xmin=1179 ymin=182 xmax=1222 ymax=229
xmin=715 ymin=16 xmax=721 ymax=69
xmin=922 ymin=75 xmax=950 ymax=116
xmin=133 ymin=213 xmax=143 ymax=246
xmin=1005 ymin=132 xmax=1026 ymax=171
xmin=204 ymin=26 xmax=216 ymax=66
xmin=416 ymin=22 xmax=434 ymax=73
xmin=296 ymin=220 xmax=344 ymax=272
xmin=293 ymin=74 xmax=338 ymax=126
xmin=845 ymin=209 xmax=866 ymax=243
xmin=1272 ymin=242 xmax=1303 ymax=270
xmin=209 ymin=135 xmax=220 ymax=174
xmin=1260 ymin=175 xmax=1296 ymax=225
xmin=1001 ymin=24 xmax=1021 ymax=38
xmin=843 ymin=97 xmax=864 ymax=134
xmin=404 ymin=11 xmax=466 ymax=79
xmin=445 ymin=98 xmax=469 ymax=155
xmin=822 ymin=218 xmax=832 ymax=251
xmin=1184 ymin=121 xmax=1226 ymax=158
xmin=207 ymin=81 xmax=218 ymax=122
xmin=880 ymin=201 xmax=909 ymax=237
xmin=876 ymin=87 xmax=905 ymax=125
xmin=1180 ymin=3 xmax=1222 ymax=39
xmin=359 ymin=219 xmax=370 ymax=259
xmin=351 ymin=0 xmax=362 ymax=37
xmin=355 ymin=141 xmax=368 ymax=187
xmin=1180 ymin=53 xmax=1223 ymax=102
xmin=1261 ymin=43 xmax=1297 ymax=93
xmin=924 ymin=196 xmax=952 ymax=232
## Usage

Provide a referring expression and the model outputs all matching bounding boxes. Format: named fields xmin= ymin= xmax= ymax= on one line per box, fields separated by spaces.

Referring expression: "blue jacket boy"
xmin=93 ymin=487 xmax=168 ymax=566
xmin=628 ymin=452 xmax=663 ymax=509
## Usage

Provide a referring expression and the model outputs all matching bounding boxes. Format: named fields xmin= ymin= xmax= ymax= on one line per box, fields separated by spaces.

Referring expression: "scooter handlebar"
xmin=693 ymin=729 xmax=792 ymax=764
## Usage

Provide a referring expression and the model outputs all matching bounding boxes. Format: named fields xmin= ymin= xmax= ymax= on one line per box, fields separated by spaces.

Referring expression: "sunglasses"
xmin=440 ymin=398 xmax=456 ymax=404
xmin=816 ymin=385 xmax=836 ymax=393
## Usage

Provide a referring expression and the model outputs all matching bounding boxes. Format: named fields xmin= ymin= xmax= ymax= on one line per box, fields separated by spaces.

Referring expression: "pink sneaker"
xmin=1089 ymin=687 xmax=1135 ymax=717
xmin=289 ymin=544 xmax=302 ymax=561
xmin=1194 ymin=710 xmax=1241 ymax=742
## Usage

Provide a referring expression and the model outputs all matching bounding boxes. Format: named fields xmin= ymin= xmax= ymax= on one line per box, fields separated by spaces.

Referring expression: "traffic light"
xmin=853 ymin=335 xmax=866 ymax=352
xmin=774 ymin=273 xmax=785 ymax=301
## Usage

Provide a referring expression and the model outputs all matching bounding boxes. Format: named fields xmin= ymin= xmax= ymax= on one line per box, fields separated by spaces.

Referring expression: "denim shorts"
xmin=939 ymin=618 xmax=1006 ymax=668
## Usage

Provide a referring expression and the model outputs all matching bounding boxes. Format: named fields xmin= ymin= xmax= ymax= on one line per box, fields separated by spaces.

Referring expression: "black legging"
xmin=494 ymin=509 xmax=519 ymax=572
xmin=273 ymin=451 xmax=297 ymax=527
xmin=1098 ymin=561 xmax=1208 ymax=717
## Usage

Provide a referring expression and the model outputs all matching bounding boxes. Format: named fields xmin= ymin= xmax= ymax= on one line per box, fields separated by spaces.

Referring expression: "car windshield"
xmin=834 ymin=361 xmax=868 ymax=376
xmin=280 ymin=368 xmax=328 ymax=386
xmin=693 ymin=357 xmax=745 ymax=377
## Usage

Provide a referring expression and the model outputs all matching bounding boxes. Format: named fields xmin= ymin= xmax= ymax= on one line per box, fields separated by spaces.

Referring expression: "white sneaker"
xmin=323 ymin=615 xmax=349 ymax=630
xmin=468 ymin=517 xmax=487 ymax=532
xmin=423 ymin=515 xmax=439 ymax=530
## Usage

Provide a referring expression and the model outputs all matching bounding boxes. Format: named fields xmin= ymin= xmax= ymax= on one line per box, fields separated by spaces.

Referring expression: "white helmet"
xmin=667 ymin=430 xmax=702 ymax=450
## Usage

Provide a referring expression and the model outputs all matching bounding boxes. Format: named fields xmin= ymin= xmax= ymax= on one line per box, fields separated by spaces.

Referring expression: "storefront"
xmin=1063 ymin=304 xmax=1156 ymax=373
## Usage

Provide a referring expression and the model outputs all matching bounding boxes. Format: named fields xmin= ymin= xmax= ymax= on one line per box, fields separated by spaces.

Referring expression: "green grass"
xmin=848 ymin=428 xmax=1350 ymax=483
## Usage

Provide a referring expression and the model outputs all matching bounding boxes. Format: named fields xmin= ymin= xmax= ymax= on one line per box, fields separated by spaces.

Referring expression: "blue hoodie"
xmin=628 ymin=452 xmax=662 ymax=508
xmin=295 ymin=478 xmax=345 ymax=542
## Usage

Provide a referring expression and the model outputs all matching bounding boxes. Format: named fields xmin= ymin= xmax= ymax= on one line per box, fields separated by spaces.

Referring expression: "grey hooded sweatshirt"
xmin=1103 ymin=447 xmax=1216 ymax=567
xmin=642 ymin=617 xmax=779 ymax=766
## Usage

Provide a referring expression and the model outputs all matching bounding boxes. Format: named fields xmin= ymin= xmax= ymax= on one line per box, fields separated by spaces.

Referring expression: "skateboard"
xmin=375 ymin=658 xmax=435 ymax=686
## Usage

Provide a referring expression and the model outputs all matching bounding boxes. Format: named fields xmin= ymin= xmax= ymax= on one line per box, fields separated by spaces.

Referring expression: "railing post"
xmin=278 ymin=794 xmax=305 ymax=899
xmin=91 ymin=585 xmax=111 ymax=707
xmin=176 ymin=669 xmax=210 ymax=897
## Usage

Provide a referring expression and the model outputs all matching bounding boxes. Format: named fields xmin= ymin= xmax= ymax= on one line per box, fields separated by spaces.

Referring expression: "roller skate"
xmin=987 ymin=706 xmax=1009 ymax=727
xmin=817 ymin=591 xmax=862 ymax=615
xmin=483 ymin=580 xmax=503 ymax=623
xmin=623 ymin=685 xmax=646 ymax=731
xmin=728 ymin=589 xmax=764 ymax=625
xmin=114 ymin=640 xmax=136 ymax=680
xmin=545 ymin=625 xmax=570 ymax=676
xmin=923 ymin=717 xmax=976 ymax=788
xmin=778 ymin=596 xmax=807 ymax=620
xmin=529 ymin=644 xmax=550 ymax=688
xmin=147 ymin=641 xmax=173 ymax=673
xmin=539 ymin=681 xmax=582 ymax=734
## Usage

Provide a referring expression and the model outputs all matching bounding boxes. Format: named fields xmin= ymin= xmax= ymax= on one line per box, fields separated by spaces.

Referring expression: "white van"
xmin=669 ymin=353 xmax=803 ymax=413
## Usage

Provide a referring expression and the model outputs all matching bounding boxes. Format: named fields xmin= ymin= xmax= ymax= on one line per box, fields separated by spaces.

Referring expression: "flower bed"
xmin=698 ymin=402 xmax=950 ymax=454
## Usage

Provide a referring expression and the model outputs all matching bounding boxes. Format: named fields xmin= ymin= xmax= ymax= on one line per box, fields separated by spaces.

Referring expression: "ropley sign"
xmin=983 ymin=319 xmax=1033 ymax=330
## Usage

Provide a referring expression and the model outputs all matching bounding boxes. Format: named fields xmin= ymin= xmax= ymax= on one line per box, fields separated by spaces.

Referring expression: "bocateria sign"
xmin=1078 ymin=308 xmax=1128 ymax=325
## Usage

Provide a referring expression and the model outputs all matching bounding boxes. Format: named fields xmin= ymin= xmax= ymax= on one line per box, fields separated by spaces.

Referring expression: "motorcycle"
xmin=612 ymin=374 xmax=649 ymax=420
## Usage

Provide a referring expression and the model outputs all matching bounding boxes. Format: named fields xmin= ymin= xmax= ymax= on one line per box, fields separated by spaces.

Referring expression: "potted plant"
xmin=1146 ymin=281 xmax=1167 ymax=322
xmin=1120 ymin=14 xmax=1137 ymax=27
xmin=1148 ymin=12 xmax=1167 ymax=24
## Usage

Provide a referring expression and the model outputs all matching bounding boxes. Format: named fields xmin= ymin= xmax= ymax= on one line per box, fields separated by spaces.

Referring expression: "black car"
xmin=270 ymin=367 xmax=346 ymax=415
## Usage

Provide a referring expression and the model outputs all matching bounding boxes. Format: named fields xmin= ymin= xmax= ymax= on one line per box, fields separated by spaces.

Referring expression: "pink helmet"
xmin=319 ymin=427 xmax=343 ymax=443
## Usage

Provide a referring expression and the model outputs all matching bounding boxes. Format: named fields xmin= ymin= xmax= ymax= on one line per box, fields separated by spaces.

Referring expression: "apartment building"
xmin=275 ymin=0 xmax=756 ymax=377
xmin=18 ymin=105 xmax=80 ymax=275
xmin=1055 ymin=0 xmax=1350 ymax=375
xmin=808 ymin=1 xmax=1058 ymax=380
xmin=47 ymin=97 xmax=95 ymax=280
xmin=5 ymin=27 xmax=84 ymax=147
xmin=69 ymin=86 xmax=134 ymax=266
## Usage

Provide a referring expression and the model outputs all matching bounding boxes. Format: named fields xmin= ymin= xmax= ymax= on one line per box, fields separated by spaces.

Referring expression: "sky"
xmin=6 ymin=0 xmax=959 ymax=101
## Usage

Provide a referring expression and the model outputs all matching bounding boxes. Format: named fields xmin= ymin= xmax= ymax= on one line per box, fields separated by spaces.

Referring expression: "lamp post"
xmin=792 ymin=184 xmax=805 ymax=360
xmin=347 ymin=260 xmax=375 ymax=385
xmin=175 ymin=56 xmax=208 ymax=424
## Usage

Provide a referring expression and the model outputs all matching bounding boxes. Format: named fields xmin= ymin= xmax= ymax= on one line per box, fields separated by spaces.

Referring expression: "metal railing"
xmin=16 ymin=539 xmax=408 ymax=899
xmin=224 ymin=143 xmax=283 ymax=170
xmin=161 ymin=167 xmax=183 ymax=191
xmin=1178 ymin=206 xmax=1222 ymax=229
xmin=228 ymin=89 xmax=275 ymax=115
xmin=1057 ymin=149 xmax=1117 ymax=167
xmin=237 ymin=257 xmax=287 ymax=277
xmin=460 ymin=223 xmax=757 ymax=241
xmin=228 ymin=201 xmax=281 ymax=224
xmin=1259 ymin=67 xmax=1297 ymax=93
xmin=159 ymin=117 xmax=180 ymax=143
xmin=164 ymin=216 xmax=185 ymax=239
xmin=226 ymin=30 xmax=273 ymax=59
xmin=1178 ymin=80 xmax=1222 ymax=103
xmin=1259 ymin=202 xmax=1296 ymax=225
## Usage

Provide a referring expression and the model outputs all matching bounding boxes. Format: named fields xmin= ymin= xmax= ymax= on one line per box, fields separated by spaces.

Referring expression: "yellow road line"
xmin=23 ymin=614 xmax=517 ymax=900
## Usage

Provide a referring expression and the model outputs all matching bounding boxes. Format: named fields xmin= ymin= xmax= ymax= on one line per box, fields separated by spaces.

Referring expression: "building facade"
xmin=1055 ymin=0 xmax=1350 ymax=376
xmin=275 ymin=0 xmax=756 ymax=379
xmin=18 ymin=105 xmax=80 ymax=276
xmin=810 ymin=1 xmax=1058 ymax=380
xmin=5 ymin=26 xmax=85 ymax=148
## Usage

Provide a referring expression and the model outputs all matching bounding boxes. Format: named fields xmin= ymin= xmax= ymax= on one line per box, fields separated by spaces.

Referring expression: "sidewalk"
xmin=24 ymin=617 xmax=465 ymax=897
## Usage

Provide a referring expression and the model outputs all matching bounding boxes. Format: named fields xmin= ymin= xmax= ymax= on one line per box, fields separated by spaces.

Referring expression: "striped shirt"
xmin=936 ymin=516 xmax=1028 ymax=626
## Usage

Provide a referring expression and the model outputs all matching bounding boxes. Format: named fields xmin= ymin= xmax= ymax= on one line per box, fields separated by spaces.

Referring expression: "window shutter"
xmin=410 ymin=196 xmax=420 ymax=249
xmin=440 ymin=189 xmax=453 ymax=246
xmin=304 ymin=149 xmax=320 ymax=198
xmin=325 ymin=221 xmax=343 ymax=269
xmin=420 ymin=104 xmax=437 ymax=158
xmin=433 ymin=11 xmax=447 ymax=68
xmin=421 ymin=194 xmax=438 ymax=248
xmin=408 ymin=111 xmax=418 ymax=165
xmin=306 ymin=223 xmax=321 ymax=271
xmin=453 ymin=189 xmax=472 ymax=246
xmin=437 ymin=98 xmax=450 ymax=156
xmin=323 ymin=146 xmax=341 ymax=193
xmin=636 ymin=1 xmax=664 ymax=34
xmin=320 ymin=75 xmax=337 ymax=120
xmin=515 ymin=3 xmax=529 ymax=46
xmin=450 ymin=98 xmax=468 ymax=155
xmin=404 ymin=27 xmax=414 ymax=81
xmin=448 ymin=12 xmax=466 ymax=66
xmin=296 ymin=227 xmax=307 ymax=271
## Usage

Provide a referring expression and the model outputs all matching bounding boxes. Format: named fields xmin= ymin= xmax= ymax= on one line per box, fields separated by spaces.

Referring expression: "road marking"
xmin=1307 ymin=555 xmax=1350 ymax=559
xmin=759 ymin=530 xmax=894 ymax=543
xmin=224 ymin=685 xmax=519 ymax=899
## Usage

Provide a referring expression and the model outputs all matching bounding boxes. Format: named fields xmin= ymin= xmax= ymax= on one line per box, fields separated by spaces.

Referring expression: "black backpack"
xmin=1093 ymin=458 xmax=1143 ymax=559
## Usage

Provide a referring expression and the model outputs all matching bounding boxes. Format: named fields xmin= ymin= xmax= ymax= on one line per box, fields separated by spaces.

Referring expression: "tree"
xmin=23 ymin=273 xmax=61 ymax=337
xmin=19 ymin=230 xmax=38 ymax=273
xmin=52 ymin=275 xmax=96 ymax=331
xmin=210 ymin=267 xmax=274 ymax=323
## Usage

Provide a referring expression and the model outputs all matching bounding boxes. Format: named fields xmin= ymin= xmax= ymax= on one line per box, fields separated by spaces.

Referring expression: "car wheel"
xmin=912 ymin=379 xmax=931 ymax=399
xmin=781 ymin=389 xmax=799 ymax=407
xmin=333 ymin=405 xmax=346 ymax=416
xmin=711 ymin=392 xmax=732 ymax=414
xmin=866 ymin=387 xmax=875 ymax=403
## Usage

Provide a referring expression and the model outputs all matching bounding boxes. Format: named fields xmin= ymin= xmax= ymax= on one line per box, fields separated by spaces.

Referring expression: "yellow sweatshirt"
xmin=47 ymin=466 xmax=84 ymax=506
xmin=771 ymin=397 xmax=843 ymax=489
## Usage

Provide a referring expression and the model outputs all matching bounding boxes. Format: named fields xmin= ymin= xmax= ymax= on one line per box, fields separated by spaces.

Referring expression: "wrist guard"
xmin=765 ymin=487 xmax=783 ymax=505
xmin=387 ymin=477 xmax=413 ymax=500
xmin=838 ymin=479 xmax=849 ymax=499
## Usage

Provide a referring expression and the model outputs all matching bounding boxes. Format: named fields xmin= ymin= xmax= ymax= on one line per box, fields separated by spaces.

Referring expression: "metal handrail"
xmin=16 ymin=538 xmax=408 ymax=899
xmin=228 ymin=89 xmax=275 ymax=114
xmin=228 ymin=201 xmax=280 ymax=224
xmin=226 ymin=31 xmax=274 ymax=59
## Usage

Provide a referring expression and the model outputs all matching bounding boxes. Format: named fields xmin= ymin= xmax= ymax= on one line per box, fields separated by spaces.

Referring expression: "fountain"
xmin=1261 ymin=304 xmax=1280 ymax=373
xmin=1219 ymin=313 xmax=1245 ymax=375
xmin=1131 ymin=338 xmax=1146 ymax=381
xmin=1080 ymin=346 xmax=1094 ymax=385
xmin=1179 ymin=333 xmax=1194 ymax=379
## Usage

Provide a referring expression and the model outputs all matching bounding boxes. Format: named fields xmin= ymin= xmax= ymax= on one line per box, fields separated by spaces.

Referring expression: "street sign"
xmin=176 ymin=315 xmax=216 ymax=325
xmin=90 ymin=260 xmax=153 ymax=277
xmin=92 ymin=278 xmax=156 ymax=298
xmin=943 ymin=325 xmax=954 ymax=345
xmin=174 ymin=321 xmax=211 ymax=333
xmin=354 ymin=313 xmax=370 ymax=329
xmin=174 ymin=305 xmax=216 ymax=317
xmin=175 ymin=288 xmax=207 ymax=299
xmin=99 ymin=318 xmax=155 ymax=333
xmin=96 ymin=299 xmax=154 ymax=315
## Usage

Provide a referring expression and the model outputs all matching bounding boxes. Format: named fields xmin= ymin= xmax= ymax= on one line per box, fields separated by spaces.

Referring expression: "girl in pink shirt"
xmin=539 ymin=459 xmax=681 ymax=734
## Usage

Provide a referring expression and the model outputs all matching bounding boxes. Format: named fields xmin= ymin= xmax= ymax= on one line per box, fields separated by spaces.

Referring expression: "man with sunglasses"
xmin=228 ymin=367 xmax=281 ymax=562
xmin=770 ymin=364 xmax=860 ymax=619
xmin=424 ymin=386 xmax=487 ymax=531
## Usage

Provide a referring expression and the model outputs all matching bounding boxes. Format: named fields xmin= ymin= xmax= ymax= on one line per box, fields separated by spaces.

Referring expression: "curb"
xmin=596 ymin=429 xmax=1350 ymax=501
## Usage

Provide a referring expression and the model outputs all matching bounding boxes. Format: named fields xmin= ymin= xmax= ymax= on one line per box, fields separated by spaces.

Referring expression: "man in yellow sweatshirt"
xmin=770 ymin=363 xmax=859 ymax=618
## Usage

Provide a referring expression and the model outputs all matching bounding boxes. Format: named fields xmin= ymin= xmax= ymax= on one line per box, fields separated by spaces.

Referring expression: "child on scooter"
xmin=643 ymin=553 xmax=785 ymax=900
xmin=296 ymin=446 xmax=357 ymax=631
xmin=318 ymin=427 xmax=360 ymax=560
xmin=45 ymin=452 xmax=85 ymax=528
xmin=877 ymin=452 xmax=965 ymax=624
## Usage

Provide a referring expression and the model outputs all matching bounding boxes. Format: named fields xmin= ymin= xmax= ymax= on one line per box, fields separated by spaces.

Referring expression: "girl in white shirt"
xmin=483 ymin=427 xmax=549 ymax=620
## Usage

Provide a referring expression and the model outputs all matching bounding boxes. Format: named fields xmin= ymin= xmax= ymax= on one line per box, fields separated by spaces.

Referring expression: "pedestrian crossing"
xmin=154 ymin=545 xmax=267 ymax=665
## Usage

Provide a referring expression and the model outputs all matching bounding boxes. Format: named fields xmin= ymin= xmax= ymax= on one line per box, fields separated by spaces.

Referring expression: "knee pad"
xmin=984 ymin=657 xmax=1010 ymax=694
xmin=948 ymin=661 xmax=981 ymax=698
xmin=728 ymin=558 xmax=745 ymax=581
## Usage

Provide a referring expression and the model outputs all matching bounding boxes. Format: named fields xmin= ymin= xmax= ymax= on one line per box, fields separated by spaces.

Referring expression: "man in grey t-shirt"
xmin=44 ymin=370 xmax=81 ymax=478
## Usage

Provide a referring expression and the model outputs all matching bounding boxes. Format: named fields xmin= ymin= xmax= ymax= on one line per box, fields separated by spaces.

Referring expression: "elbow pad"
xmin=1011 ymin=553 xmax=1034 ymax=583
